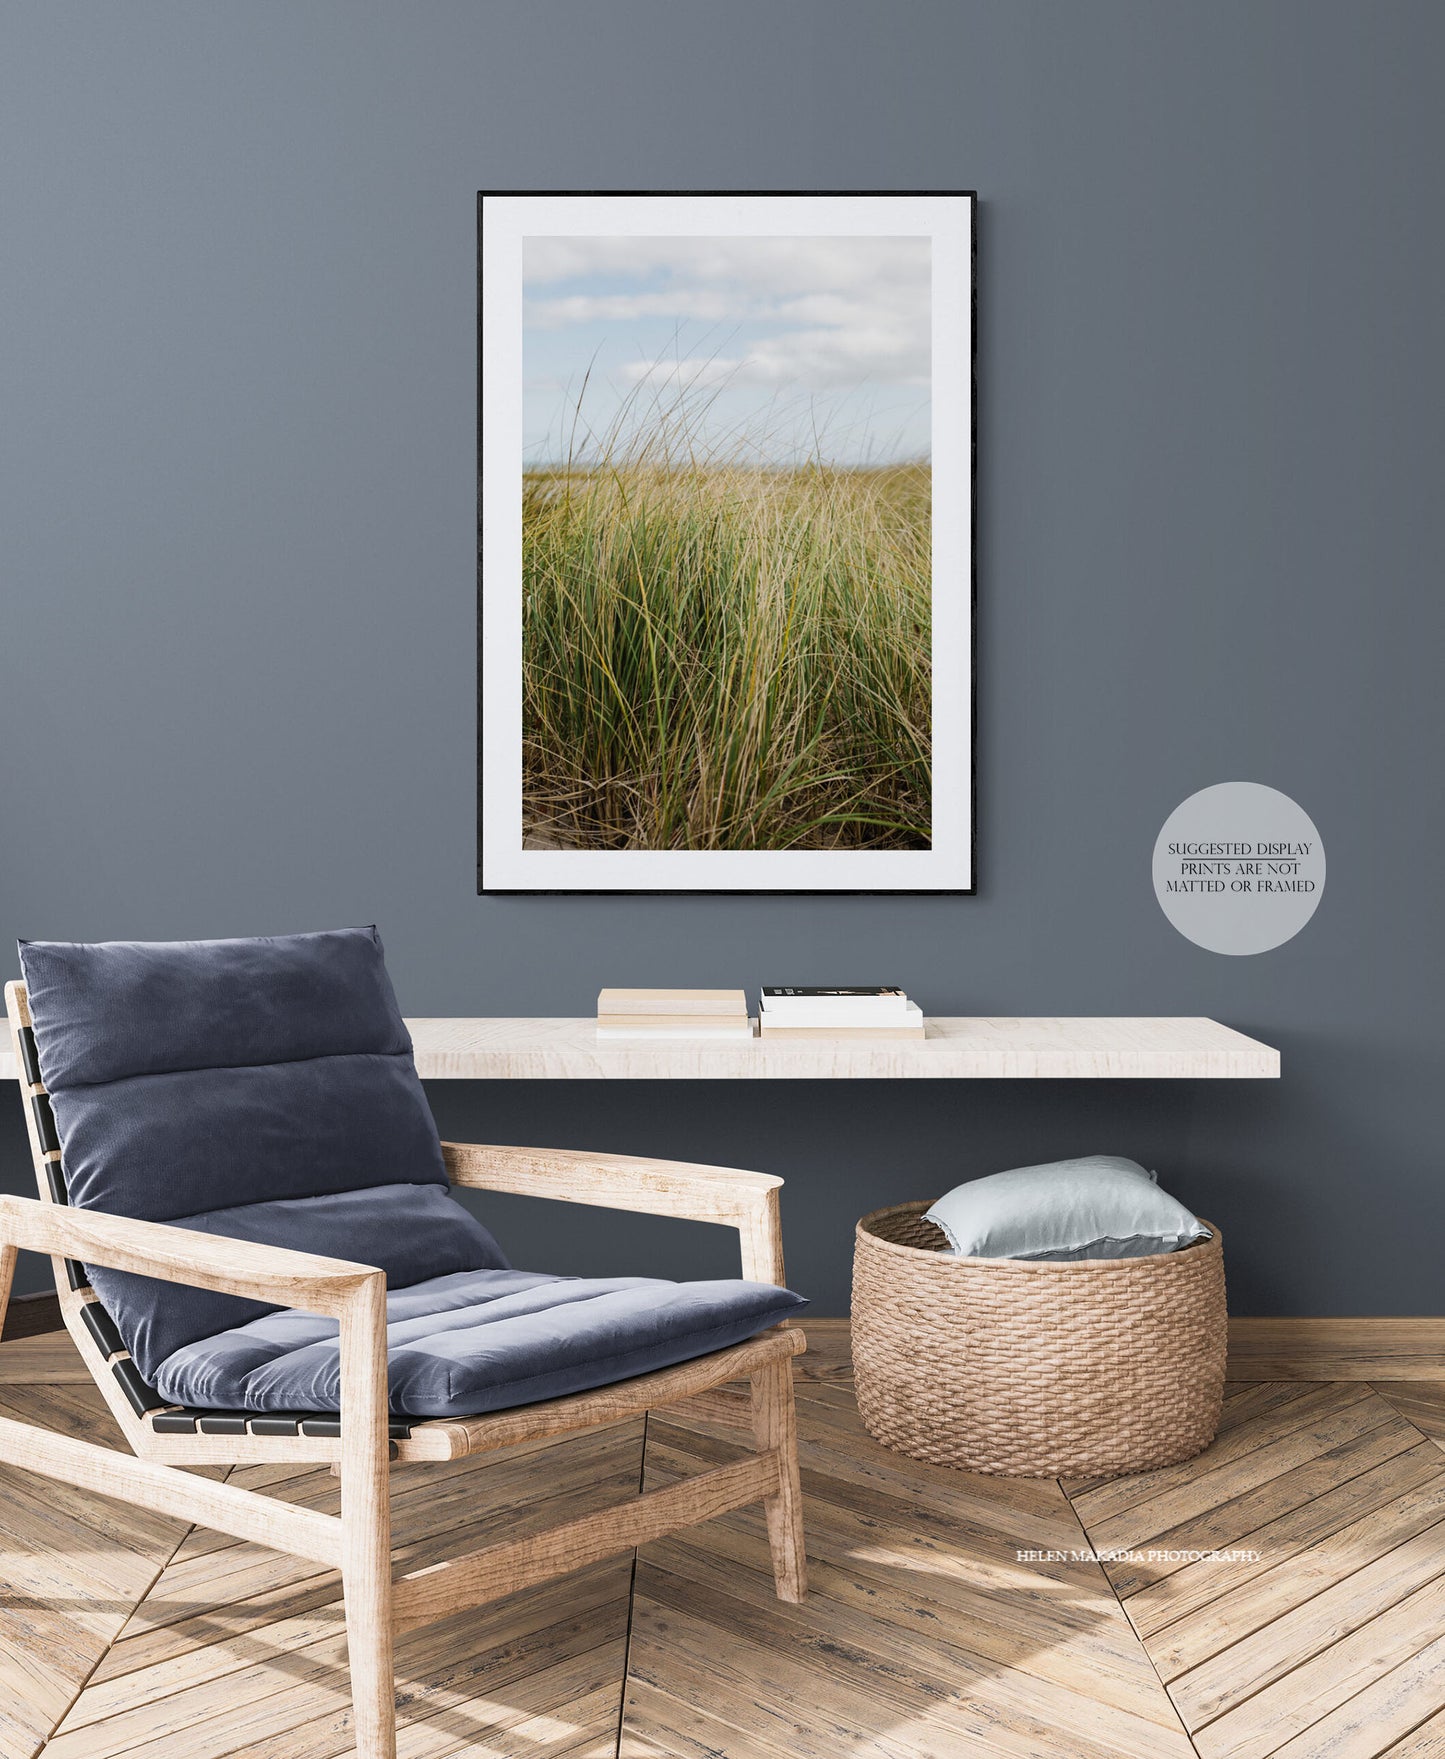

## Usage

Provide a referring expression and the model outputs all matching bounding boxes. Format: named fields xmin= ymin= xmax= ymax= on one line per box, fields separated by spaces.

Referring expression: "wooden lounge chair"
xmin=0 ymin=943 xmax=806 ymax=1759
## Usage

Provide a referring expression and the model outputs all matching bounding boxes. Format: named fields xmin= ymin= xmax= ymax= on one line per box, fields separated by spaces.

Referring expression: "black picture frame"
xmin=478 ymin=189 xmax=976 ymax=894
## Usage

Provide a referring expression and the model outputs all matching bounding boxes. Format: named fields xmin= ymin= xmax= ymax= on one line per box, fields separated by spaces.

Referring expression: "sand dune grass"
xmin=521 ymin=455 xmax=931 ymax=851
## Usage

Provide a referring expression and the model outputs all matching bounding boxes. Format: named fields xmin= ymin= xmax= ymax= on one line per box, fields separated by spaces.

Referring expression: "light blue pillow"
xmin=924 ymin=1155 xmax=1210 ymax=1262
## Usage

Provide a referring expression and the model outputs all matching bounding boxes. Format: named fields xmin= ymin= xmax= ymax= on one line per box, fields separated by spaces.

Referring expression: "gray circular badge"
xmin=1153 ymin=782 xmax=1324 ymax=954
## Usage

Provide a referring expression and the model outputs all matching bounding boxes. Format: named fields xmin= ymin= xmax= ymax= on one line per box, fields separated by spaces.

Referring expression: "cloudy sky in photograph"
xmin=522 ymin=235 xmax=931 ymax=466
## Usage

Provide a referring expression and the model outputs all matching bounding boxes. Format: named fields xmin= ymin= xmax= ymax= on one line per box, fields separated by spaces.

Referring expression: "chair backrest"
xmin=12 ymin=928 xmax=506 ymax=1382
xmin=7 ymin=977 xmax=163 ymax=1418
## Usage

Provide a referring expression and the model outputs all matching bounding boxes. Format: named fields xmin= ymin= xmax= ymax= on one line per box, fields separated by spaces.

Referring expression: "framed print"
xmin=478 ymin=190 xmax=975 ymax=892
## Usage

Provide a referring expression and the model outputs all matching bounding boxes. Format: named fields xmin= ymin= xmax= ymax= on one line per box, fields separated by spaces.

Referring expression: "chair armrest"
xmin=0 ymin=1196 xmax=392 ymax=1480
xmin=0 ymin=1192 xmax=382 ymax=1319
xmin=442 ymin=1142 xmax=788 ymax=1285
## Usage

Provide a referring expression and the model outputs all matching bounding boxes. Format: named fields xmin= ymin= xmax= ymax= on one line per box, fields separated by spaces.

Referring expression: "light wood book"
xmin=598 ymin=988 xmax=748 ymax=1018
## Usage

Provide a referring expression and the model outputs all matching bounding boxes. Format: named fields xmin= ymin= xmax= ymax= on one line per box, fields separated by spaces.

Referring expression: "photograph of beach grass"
xmin=520 ymin=235 xmax=931 ymax=852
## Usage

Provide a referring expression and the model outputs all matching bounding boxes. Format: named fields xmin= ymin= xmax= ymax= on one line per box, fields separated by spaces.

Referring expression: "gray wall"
xmin=2 ymin=1 xmax=1441 ymax=1315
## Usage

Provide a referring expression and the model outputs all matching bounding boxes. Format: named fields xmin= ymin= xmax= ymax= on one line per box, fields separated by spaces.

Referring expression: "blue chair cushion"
xmin=18 ymin=929 xmax=508 ymax=1380
xmin=20 ymin=928 xmax=453 ymax=1216
xmin=91 ymin=1184 xmax=502 ymax=1382
xmin=153 ymin=1267 xmax=807 ymax=1418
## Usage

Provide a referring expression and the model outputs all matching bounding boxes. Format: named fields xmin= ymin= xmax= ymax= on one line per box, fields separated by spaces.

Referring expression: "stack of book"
xmin=758 ymin=986 xmax=926 ymax=1040
xmin=596 ymin=988 xmax=753 ymax=1041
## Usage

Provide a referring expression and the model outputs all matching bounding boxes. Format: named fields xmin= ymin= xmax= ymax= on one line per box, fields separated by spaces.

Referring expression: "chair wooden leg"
xmin=749 ymin=1354 xmax=807 ymax=1602
xmin=340 ymin=1288 xmax=397 ymax=1759
xmin=343 ymin=1494 xmax=395 ymax=1758
xmin=0 ymin=1244 xmax=16 ymax=1336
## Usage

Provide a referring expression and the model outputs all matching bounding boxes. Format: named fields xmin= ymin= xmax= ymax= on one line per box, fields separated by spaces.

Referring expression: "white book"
xmin=759 ymin=1002 xmax=925 ymax=1036
xmin=760 ymin=986 xmax=912 ymax=1021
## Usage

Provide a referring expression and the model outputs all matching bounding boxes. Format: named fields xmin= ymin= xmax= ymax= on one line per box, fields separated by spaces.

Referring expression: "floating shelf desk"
xmin=401 ymin=1017 xmax=1279 ymax=1081
xmin=0 ymin=1018 xmax=1279 ymax=1084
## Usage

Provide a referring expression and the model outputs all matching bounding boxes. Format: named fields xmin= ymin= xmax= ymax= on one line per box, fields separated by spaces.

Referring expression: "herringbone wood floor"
xmin=2 ymin=1324 xmax=1444 ymax=1758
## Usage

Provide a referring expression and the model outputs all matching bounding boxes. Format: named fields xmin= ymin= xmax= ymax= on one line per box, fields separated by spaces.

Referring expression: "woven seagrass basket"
xmin=852 ymin=1201 xmax=1226 ymax=1477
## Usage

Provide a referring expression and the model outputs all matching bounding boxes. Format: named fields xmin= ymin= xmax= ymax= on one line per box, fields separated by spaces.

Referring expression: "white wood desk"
xmin=402 ymin=1017 xmax=1278 ymax=1081
xmin=0 ymin=1017 xmax=1279 ymax=1084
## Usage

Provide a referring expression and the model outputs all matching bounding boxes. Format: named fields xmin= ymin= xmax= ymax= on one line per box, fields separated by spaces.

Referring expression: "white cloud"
xmin=621 ymin=322 xmax=928 ymax=392
xmin=619 ymin=356 xmax=744 ymax=390
xmin=523 ymin=235 xmax=928 ymax=298
xmin=524 ymin=234 xmax=930 ymax=398
xmin=526 ymin=289 xmax=745 ymax=329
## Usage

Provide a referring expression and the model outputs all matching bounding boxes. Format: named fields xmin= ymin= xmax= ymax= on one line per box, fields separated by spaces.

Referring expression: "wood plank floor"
xmin=0 ymin=1324 xmax=1442 ymax=1758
